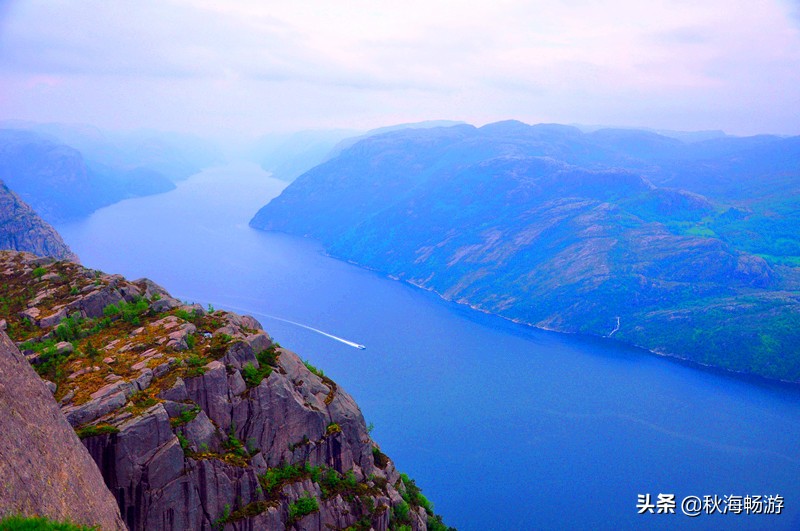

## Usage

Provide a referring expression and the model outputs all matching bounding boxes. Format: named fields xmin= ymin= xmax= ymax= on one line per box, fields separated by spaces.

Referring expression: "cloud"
xmin=0 ymin=0 xmax=798 ymax=135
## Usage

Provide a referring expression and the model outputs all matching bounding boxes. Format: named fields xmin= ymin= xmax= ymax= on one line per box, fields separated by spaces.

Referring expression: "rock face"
xmin=0 ymin=330 xmax=125 ymax=530
xmin=0 ymin=179 xmax=79 ymax=261
xmin=250 ymin=122 xmax=800 ymax=383
xmin=0 ymin=250 xmax=442 ymax=531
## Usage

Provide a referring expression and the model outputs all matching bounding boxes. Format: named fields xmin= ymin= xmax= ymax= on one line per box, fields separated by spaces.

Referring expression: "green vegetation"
xmin=170 ymin=405 xmax=201 ymax=427
xmin=222 ymin=424 xmax=247 ymax=458
xmin=389 ymin=472 xmax=455 ymax=530
xmin=0 ymin=515 xmax=96 ymax=531
xmin=129 ymin=390 xmax=158 ymax=409
xmin=174 ymin=308 xmax=200 ymax=322
xmin=31 ymin=266 xmax=47 ymax=279
xmin=303 ymin=359 xmax=324 ymax=377
xmin=102 ymin=297 xmax=150 ymax=326
xmin=212 ymin=504 xmax=230 ymax=530
xmin=288 ymin=493 xmax=319 ymax=521
xmin=75 ymin=423 xmax=119 ymax=439
xmin=176 ymin=431 xmax=190 ymax=453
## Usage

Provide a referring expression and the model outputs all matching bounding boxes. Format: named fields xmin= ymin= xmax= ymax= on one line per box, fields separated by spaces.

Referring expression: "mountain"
xmin=251 ymin=129 xmax=361 ymax=182
xmin=1 ymin=121 xmax=224 ymax=182
xmin=250 ymin=121 xmax=800 ymax=383
xmin=0 ymin=250 xmax=451 ymax=531
xmin=251 ymin=121 xmax=464 ymax=182
xmin=0 ymin=129 xmax=176 ymax=223
xmin=0 ymin=180 xmax=78 ymax=261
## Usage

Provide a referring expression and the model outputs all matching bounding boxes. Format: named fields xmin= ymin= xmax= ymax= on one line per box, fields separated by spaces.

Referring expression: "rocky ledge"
xmin=0 ymin=251 xmax=452 ymax=531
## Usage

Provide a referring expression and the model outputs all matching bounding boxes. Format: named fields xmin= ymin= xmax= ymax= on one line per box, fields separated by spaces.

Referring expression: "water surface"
xmin=58 ymin=163 xmax=800 ymax=530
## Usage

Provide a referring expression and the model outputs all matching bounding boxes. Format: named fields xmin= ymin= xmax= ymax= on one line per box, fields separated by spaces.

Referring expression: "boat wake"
xmin=213 ymin=302 xmax=366 ymax=349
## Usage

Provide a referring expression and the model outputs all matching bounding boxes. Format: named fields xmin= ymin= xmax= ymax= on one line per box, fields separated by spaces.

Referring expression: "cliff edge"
xmin=0 ymin=251 xmax=449 ymax=531
xmin=0 ymin=327 xmax=125 ymax=529
xmin=0 ymin=180 xmax=78 ymax=262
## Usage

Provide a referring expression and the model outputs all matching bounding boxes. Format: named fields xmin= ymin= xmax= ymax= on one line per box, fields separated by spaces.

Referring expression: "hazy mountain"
xmin=251 ymin=121 xmax=464 ymax=182
xmin=1 ymin=121 xmax=224 ymax=182
xmin=0 ymin=129 xmax=176 ymax=222
xmin=250 ymin=129 xmax=361 ymax=181
xmin=251 ymin=121 xmax=800 ymax=382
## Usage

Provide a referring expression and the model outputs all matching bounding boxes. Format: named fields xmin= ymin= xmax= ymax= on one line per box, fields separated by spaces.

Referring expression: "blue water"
xmin=57 ymin=163 xmax=800 ymax=530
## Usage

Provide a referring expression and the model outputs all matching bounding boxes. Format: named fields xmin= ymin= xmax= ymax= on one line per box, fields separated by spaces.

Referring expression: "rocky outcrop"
xmin=0 ymin=179 xmax=78 ymax=261
xmin=0 ymin=250 xmax=443 ymax=530
xmin=0 ymin=330 xmax=125 ymax=530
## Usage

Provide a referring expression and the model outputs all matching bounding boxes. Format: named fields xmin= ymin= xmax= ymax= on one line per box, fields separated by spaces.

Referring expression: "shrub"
xmin=288 ymin=493 xmax=319 ymax=521
xmin=223 ymin=424 xmax=247 ymax=457
xmin=393 ymin=500 xmax=410 ymax=522
xmin=170 ymin=405 xmax=201 ymax=427
xmin=31 ymin=267 xmax=47 ymax=279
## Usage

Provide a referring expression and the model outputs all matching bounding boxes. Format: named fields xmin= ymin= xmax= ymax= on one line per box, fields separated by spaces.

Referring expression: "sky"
xmin=1 ymin=0 xmax=799 ymax=137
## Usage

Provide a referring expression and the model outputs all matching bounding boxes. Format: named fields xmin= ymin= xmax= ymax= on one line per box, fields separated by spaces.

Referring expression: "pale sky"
xmin=1 ymin=0 xmax=799 ymax=136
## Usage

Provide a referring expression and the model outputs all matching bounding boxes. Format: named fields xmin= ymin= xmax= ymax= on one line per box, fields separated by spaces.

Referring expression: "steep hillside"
xmin=0 ymin=251 xmax=450 ymax=531
xmin=0 ymin=330 xmax=125 ymax=530
xmin=250 ymin=122 xmax=800 ymax=382
xmin=0 ymin=129 xmax=176 ymax=222
xmin=0 ymin=180 xmax=78 ymax=261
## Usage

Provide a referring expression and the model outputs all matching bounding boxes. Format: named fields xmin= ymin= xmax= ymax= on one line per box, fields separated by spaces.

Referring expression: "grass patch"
xmin=303 ymin=359 xmax=324 ymax=377
xmin=76 ymin=423 xmax=119 ymax=439
xmin=0 ymin=515 xmax=96 ymax=531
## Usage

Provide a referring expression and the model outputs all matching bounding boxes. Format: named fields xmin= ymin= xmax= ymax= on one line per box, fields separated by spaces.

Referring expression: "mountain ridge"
xmin=251 ymin=121 xmax=800 ymax=383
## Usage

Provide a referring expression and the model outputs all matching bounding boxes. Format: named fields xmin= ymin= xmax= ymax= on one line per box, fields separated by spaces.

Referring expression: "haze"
xmin=1 ymin=0 xmax=799 ymax=136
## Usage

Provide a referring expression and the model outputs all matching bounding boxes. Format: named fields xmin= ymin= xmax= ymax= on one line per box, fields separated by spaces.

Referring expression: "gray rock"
xmin=151 ymin=297 xmax=182 ymax=313
xmin=0 ymin=331 xmax=125 ymax=529
xmin=55 ymin=341 xmax=74 ymax=355
xmin=39 ymin=307 xmax=68 ymax=328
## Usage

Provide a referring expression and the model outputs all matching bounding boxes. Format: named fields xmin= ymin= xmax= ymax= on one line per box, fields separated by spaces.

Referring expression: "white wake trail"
xmin=214 ymin=303 xmax=366 ymax=349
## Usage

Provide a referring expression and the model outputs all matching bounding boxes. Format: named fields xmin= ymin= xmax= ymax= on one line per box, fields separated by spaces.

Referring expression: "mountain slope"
xmin=0 ymin=251 xmax=449 ymax=531
xmin=251 ymin=122 xmax=800 ymax=382
xmin=0 ymin=129 xmax=176 ymax=223
xmin=0 ymin=179 xmax=78 ymax=261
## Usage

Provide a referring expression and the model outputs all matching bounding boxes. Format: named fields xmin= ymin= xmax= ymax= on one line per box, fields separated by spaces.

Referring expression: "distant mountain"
xmin=251 ymin=121 xmax=800 ymax=382
xmin=1 ymin=121 xmax=224 ymax=182
xmin=250 ymin=129 xmax=361 ymax=182
xmin=0 ymin=129 xmax=176 ymax=222
xmin=0 ymin=180 xmax=78 ymax=261
xmin=251 ymin=121 xmax=464 ymax=182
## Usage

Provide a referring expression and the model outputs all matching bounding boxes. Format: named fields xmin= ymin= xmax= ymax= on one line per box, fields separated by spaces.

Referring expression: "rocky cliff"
xmin=0 ymin=180 xmax=79 ymax=262
xmin=0 ymin=251 xmax=448 ymax=531
xmin=0 ymin=324 xmax=125 ymax=529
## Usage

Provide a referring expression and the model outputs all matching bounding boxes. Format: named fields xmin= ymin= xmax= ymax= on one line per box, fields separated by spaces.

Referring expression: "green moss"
xmin=0 ymin=515 xmax=95 ymax=530
xmin=76 ymin=423 xmax=119 ymax=439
